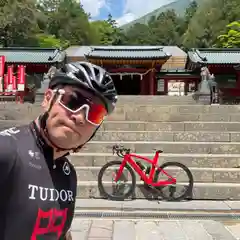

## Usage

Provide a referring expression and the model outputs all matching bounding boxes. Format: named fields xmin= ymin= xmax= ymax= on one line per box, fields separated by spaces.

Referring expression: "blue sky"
xmin=81 ymin=0 xmax=174 ymax=26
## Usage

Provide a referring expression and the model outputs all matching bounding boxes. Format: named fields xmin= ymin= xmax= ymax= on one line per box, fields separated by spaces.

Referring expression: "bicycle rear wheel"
xmin=154 ymin=161 xmax=194 ymax=201
xmin=98 ymin=160 xmax=136 ymax=201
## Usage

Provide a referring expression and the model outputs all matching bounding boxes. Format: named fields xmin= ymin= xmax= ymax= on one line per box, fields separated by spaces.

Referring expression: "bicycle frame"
xmin=114 ymin=151 xmax=176 ymax=187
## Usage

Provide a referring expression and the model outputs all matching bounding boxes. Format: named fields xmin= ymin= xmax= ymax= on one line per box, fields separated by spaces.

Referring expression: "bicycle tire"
xmin=154 ymin=161 xmax=194 ymax=201
xmin=98 ymin=160 xmax=136 ymax=201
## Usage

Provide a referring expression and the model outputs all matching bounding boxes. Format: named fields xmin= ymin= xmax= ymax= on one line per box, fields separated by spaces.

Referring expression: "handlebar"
xmin=112 ymin=144 xmax=131 ymax=158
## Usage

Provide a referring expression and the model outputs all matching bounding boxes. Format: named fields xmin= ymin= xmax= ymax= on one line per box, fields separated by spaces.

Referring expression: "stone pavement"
xmin=70 ymin=218 xmax=240 ymax=240
xmin=71 ymin=199 xmax=240 ymax=239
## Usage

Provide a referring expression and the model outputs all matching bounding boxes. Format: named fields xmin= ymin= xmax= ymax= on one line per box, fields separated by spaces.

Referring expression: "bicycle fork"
xmin=114 ymin=160 xmax=127 ymax=183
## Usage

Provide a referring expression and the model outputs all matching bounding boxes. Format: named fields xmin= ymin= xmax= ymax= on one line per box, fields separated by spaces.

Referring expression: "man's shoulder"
xmin=0 ymin=125 xmax=29 ymax=138
xmin=0 ymin=125 xmax=29 ymax=153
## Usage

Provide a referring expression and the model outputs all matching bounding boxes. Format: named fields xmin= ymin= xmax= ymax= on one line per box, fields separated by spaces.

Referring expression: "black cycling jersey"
xmin=0 ymin=121 xmax=77 ymax=240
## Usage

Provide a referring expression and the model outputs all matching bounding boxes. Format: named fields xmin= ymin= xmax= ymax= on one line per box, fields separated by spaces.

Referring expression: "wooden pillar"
xmin=153 ymin=71 xmax=157 ymax=95
xmin=141 ymin=74 xmax=146 ymax=94
xmin=140 ymin=75 xmax=145 ymax=94
xmin=149 ymin=70 xmax=154 ymax=95
xmin=236 ymin=71 xmax=240 ymax=89
xmin=164 ymin=78 xmax=168 ymax=95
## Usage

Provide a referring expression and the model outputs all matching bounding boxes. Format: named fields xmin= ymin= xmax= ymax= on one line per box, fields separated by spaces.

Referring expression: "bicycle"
xmin=98 ymin=144 xmax=194 ymax=201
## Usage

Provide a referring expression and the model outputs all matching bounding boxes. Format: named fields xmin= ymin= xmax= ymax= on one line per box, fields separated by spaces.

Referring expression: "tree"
xmin=0 ymin=0 xmax=39 ymax=46
xmin=215 ymin=21 xmax=240 ymax=48
xmin=124 ymin=23 xmax=152 ymax=45
xmin=91 ymin=14 xmax=127 ymax=45
xmin=38 ymin=0 xmax=96 ymax=45
xmin=36 ymin=33 xmax=70 ymax=48
xmin=182 ymin=0 xmax=240 ymax=49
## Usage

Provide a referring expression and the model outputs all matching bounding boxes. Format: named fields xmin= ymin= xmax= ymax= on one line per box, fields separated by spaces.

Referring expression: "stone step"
xmin=74 ymin=199 xmax=240 ymax=212
xmin=94 ymin=131 xmax=240 ymax=142
xmin=109 ymin=110 xmax=240 ymax=122
xmin=75 ymin=166 xmax=240 ymax=183
xmin=101 ymin=121 xmax=240 ymax=131
xmin=2 ymin=120 xmax=240 ymax=132
xmin=76 ymin=181 xmax=240 ymax=200
xmin=81 ymin=141 xmax=240 ymax=154
xmin=2 ymin=104 xmax=240 ymax=121
xmin=108 ymin=105 xmax=240 ymax=122
xmin=116 ymin=95 xmax=196 ymax=104
xmin=69 ymin=153 xmax=240 ymax=168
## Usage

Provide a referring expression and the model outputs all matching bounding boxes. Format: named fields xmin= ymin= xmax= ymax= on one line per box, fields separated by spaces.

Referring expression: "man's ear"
xmin=41 ymin=89 xmax=54 ymax=110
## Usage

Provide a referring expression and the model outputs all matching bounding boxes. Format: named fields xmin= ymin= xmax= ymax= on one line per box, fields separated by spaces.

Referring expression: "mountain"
xmin=120 ymin=0 xmax=202 ymax=30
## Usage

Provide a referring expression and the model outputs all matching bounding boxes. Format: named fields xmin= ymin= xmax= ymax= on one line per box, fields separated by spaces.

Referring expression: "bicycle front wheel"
xmin=97 ymin=160 xmax=136 ymax=201
xmin=154 ymin=161 xmax=194 ymax=201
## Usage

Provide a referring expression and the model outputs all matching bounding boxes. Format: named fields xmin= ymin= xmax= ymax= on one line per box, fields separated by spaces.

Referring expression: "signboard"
xmin=7 ymin=65 xmax=13 ymax=92
xmin=17 ymin=65 xmax=26 ymax=91
xmin=157 ymin=79 xmax=165 ymax=92
xmin=0 ymin=56 xmax=5 ymax=92
xmin=12 ymin=76 xmax=17 ymax=91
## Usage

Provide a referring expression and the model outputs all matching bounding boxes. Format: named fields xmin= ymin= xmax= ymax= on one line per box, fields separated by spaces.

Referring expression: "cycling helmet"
xmin=48 ymin=61 xmax=118 ymax=114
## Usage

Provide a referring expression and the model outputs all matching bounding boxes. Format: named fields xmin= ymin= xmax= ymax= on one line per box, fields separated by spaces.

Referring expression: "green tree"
xmin=182 ymin=0 xmax=240 ymax=49
xmin=215 ymin=21 xmax=240 ymax=48
xmin=91 ymin=14 xmax=127 ymax=45
xmin=0 ymin=0 xmax=39 ymax=46
xmin=124 ymin=23 xmax=152 ymax=45
xmin=36 ymin=33 xmax=70 ymax=48
xmin=38 ymin=0 xmax=96 ymax=45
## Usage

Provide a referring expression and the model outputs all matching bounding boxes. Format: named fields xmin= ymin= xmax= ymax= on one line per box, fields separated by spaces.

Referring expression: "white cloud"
xmin=81 ymin=0 xmax=110 ymax=18
xmin=116 ymin=13 xmax=135 ymax=26
xmin=117 ymin=0 xmax=174 ymax=26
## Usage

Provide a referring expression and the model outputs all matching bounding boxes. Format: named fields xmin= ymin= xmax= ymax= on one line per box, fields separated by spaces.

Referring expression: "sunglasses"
xmin=55 ymin=89 xmax=107 ymax=126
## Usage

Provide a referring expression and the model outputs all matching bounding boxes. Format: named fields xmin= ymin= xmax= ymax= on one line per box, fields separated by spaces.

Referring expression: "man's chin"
xmin=49 ymin=135 xmax=79 ymax=150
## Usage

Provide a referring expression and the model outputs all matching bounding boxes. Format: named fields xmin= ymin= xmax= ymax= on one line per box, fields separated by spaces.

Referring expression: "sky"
xmin=81 ymin=0 xmax=175 ymax=26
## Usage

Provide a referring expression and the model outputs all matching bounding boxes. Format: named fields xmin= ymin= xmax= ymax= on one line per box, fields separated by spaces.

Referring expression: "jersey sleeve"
xmin=0 ymin=135 xmax=17 ymax=188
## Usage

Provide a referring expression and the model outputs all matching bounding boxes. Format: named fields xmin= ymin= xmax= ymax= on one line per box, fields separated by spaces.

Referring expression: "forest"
xmin=0 ymin=0 xmax=239 ymax=50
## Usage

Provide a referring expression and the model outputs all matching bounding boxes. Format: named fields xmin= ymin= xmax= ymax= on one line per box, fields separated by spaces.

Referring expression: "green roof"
xmin=85 ymin=46 xmax=171 ymax=59
xmin=188 ymin=48 xmax=240 ymax=64
xmin=0 ymin=47 xmax=66 ymax=63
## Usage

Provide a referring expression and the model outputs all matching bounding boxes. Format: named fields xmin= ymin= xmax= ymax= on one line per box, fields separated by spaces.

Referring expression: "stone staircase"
xmin=68 ymin=103 xmax=240 ymax=200
xmin=1 ymin=99 xmax=240 ymax=200
xmin=116 ymin=95 xmax=197 ymax=105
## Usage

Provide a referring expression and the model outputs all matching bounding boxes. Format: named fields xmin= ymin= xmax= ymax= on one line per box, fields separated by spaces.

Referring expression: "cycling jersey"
xmin=0 ymin=121 xmax=77 ymax=240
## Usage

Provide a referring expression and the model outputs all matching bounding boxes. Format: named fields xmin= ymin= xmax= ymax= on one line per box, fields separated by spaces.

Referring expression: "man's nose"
xmin=70 ymin=109 xmax=86 ymax=125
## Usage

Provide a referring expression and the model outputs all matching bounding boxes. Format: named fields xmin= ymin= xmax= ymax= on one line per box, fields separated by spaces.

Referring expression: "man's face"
xmin=42 ymin=86 xmax=106 ymax=150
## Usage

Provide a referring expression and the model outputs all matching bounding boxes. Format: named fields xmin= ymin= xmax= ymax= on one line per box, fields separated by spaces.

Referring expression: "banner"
xmin=12 ymin=76 xmax=17 ymax=92
xmin=4 ymin=74 xmax=8 ymax=94
xmin=17 ymin=65 xmax=25 ymax=91
xmin=7 ymin=65 xmax=13 ymax=92
xmin=0 ymin=56 xmax=5 ymax=92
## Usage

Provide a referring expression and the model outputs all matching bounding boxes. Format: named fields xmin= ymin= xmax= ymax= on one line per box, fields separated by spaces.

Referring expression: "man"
xmin=0 ymin=62 xmax=118 ymax=240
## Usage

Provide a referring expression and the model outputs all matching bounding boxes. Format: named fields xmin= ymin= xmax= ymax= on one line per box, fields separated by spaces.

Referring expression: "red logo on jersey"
xmin=31 ymin=208 xmax=68 ymax=240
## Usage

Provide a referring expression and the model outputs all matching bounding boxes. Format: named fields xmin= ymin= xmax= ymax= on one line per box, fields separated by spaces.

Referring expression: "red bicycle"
xmin=98 ymin=145 xmax=194 ymax=201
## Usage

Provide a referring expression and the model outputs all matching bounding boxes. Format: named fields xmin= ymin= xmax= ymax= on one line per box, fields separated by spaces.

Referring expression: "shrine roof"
xmin=0 ymin=47 xmax=66 ymax=64
xmin=234 ymin=64 xmax=240 ymax=70
xmin=188 ymin=48 xmax=240 ymax=64
xmin=85 ymin=46 xmax=171 ymax=59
